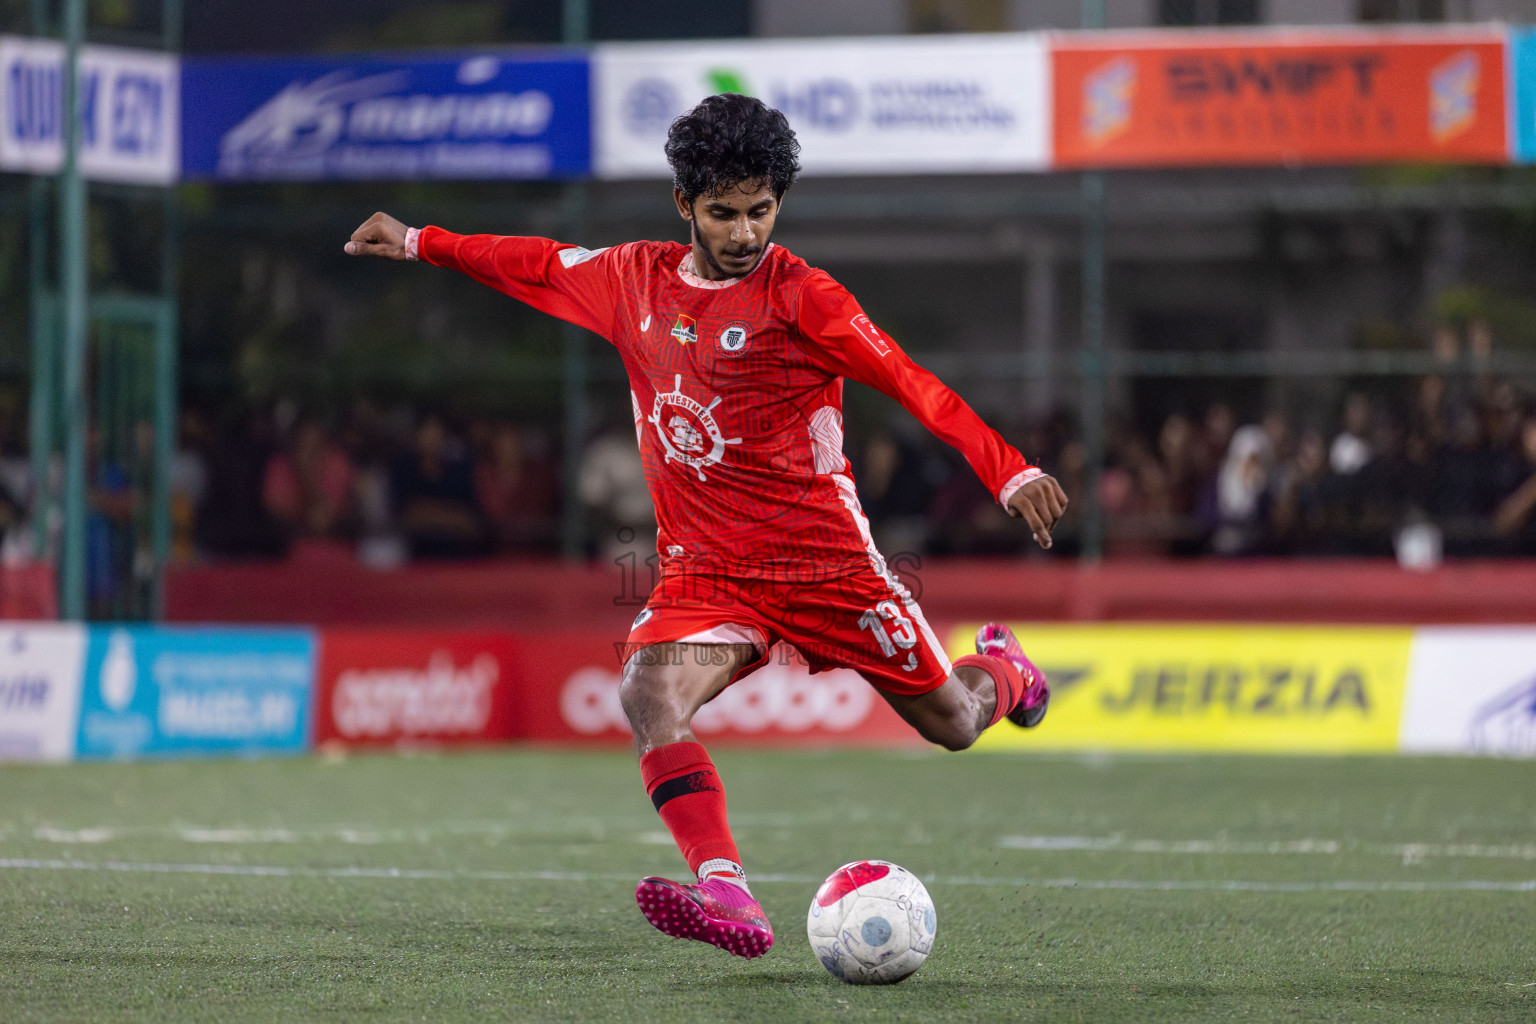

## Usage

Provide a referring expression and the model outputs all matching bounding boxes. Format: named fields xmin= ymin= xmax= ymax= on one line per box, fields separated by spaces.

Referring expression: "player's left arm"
xmin=344 ymin=211 xmax=618 ymax=339
xmin=793 ymin=272 xmax=1068 ymax=549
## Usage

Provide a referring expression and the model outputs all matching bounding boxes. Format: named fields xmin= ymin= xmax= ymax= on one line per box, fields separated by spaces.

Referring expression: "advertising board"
xmin=517 ymin=628 xmax=926 ymax=746
xmin=593 ymin=34 xmax=1050 ymax=179
xmin=1401 ymin=628 xmax=1536 ymax=757
xmin=314 ymin=630 xmax=520 ymax=747
xmin=952 ymin=623 xmax=1413 ymax=753
xmin=0 ymin=35 xmax=179 ymax=184
xmin=0 ymin=623 xmax=85 ymax=762
xmin=181 ymin=50 xmax=589 ymax=181
xmin=75 ymin=626 xmax=315 ymax=759
xmin=1053 ymin=29 xmax=1507 ymax=169
xmin=1508 ymin=28 xmax=1536 ymax=162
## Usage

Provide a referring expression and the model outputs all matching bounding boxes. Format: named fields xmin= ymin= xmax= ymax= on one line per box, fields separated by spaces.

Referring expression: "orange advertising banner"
xmin=1053 ymin=30 xmax=1508 ymax=169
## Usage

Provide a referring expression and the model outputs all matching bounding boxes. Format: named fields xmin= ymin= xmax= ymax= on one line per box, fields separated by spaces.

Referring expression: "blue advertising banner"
xmin=76 ymin=627 xmax=316 ymax=759
xmin=1510 ymin=28 xmax=1536 ymax=162
xmin=181 ymin=50 xmax=589 ymax=181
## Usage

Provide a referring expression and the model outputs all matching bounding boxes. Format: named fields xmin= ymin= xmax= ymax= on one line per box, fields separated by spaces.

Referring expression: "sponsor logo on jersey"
xmin=670 ymin=314 xmax=697 ymax=345
xmin=639 ymin=313 xmax=652 ymax=333
xmin=849 ymin=314 xmax=890 ymax=357
xmin=649 ymin=374 xmax=743 ymax=481
xmin=717 ymin=321 xmax=751 ymax=355
xmin=631 ymin=609 xmax=654 ymax=630
xmin=557 ymin=245 xmax=608 ymax=268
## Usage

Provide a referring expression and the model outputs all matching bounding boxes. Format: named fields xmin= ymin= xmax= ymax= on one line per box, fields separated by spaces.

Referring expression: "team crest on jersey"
xmin=649 ymin=374 xmax=743 ymax=481
xmin=717 ymin=321 xmax=751 ymax=355
xmin=670 ymin=314 xmax=698 ymax=345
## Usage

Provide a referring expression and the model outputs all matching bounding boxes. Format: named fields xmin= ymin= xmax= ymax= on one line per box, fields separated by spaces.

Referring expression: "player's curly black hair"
xmin=665 ymin=93 xmax=801 ymax=204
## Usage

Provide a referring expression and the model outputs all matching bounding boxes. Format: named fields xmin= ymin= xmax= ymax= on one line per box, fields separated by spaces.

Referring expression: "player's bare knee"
xmin=918 ymin=713 xmax=977 ymax=752
xmin=618 ymin=658 xmax=682 ymax=732
xmin=618 ymin=671 xmax=682 ymax=732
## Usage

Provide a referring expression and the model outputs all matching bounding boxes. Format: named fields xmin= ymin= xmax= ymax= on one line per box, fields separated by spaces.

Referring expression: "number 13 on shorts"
xmin=858 ymin=600 xmax=921 ymax=672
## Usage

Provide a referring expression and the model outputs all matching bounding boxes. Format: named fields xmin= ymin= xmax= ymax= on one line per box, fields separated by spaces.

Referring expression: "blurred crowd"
xmin=176 ymin=400 xmax=564 ymax=566
xmin=856 ymin=373 xmax=1536 ymax=563
xmin=2 ymin=372 xmax=1536 ymax=569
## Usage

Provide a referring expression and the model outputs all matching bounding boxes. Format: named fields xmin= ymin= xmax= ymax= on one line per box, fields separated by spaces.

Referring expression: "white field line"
xmin=9 ymin=822 xmax=612 ymax=845
xmin=998 ymin=836 xmax=1536 ymax=862
xmin=11 ymin=826 xmax=1536 ymax=865
xmin=0 ymin=857 xmax=1532 ymax=892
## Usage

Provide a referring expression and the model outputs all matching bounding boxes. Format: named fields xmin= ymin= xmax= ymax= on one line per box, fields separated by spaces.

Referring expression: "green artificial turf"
xmin=1 ymin=749 xmax=1532 ymax=1023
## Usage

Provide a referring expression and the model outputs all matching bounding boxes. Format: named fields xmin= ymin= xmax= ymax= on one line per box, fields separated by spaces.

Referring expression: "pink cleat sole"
xmin=635 ymin=876 xmax=774 ymax=959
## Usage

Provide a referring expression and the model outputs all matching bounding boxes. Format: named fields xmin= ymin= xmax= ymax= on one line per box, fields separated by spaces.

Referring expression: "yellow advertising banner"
xmin=949 ymin=624 xmax=1413 ymax=753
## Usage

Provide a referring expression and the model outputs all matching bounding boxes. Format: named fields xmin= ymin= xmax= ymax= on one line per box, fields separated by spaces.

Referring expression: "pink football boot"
xmin=976 ymin=623 xmax=1050 ymax=728
xmin=635 ymin=876 xmax=774 ymax=959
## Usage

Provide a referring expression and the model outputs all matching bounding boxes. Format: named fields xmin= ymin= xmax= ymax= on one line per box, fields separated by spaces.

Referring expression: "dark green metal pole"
xmin=27 ymin=179 xmax=54 ymax=562
xmin=1079 ymin=172 xmax=1106 ymax=564
xmin=151 ymin=206 xmax=178 ymax=618
xmin=28 ymin=0 xmax=55 ymax=563
xmin=1079 ymin=0 xmax=1107 ymax=565
xmin=559 ymin=0 xmax=592 ymax=560
xmin=151 ymin=0 xmax=184 ymax=618
xmin=59 ymin=0 xmax=89 ymax=618
xmin=562 ymin=0 xmax=589 ymax=51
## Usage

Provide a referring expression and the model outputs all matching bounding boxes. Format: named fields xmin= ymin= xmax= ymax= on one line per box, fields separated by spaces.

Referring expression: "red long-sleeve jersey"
xmin=418 ymin=228 xmax=1038 ymax=577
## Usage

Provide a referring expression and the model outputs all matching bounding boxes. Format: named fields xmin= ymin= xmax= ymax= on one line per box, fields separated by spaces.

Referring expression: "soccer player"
xmin=346 ymin=94 xmax=1068 ymax=960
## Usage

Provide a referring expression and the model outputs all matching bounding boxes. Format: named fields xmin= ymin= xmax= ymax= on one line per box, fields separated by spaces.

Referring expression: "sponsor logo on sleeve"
xmin=558 ymin=245 xmax=609 ymax=268
xmin=849 ymin=314 xmax=890 ymax=357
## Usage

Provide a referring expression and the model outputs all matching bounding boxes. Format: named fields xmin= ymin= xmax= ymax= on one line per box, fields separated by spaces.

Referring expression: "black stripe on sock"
xmin=650 ymin=770 xmax=720 ymax=811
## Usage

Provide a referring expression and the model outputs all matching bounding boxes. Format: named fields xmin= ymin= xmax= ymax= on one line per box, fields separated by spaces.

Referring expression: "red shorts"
xmin=623 ymin=564 xmax=953 ymax=696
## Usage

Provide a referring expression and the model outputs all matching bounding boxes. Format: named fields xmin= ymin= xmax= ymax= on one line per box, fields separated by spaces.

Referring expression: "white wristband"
xmin=998 ymin=467 xmax=1045 ymax=506
xmin=404 ymin=226 xmax=421 ymax=261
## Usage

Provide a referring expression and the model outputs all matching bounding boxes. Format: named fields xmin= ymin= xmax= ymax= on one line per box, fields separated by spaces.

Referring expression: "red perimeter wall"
xmin=165 ymin=558 xmax=1536 ymax=629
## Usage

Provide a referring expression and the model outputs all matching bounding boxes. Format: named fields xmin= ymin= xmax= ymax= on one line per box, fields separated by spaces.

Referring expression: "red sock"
xmin=954 ymin=654 xmax=1024 ymax=728
xmin=639 ymin=741 xmax=741 ymax=878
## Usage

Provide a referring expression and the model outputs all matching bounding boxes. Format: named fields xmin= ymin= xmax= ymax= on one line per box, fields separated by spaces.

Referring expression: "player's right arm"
xmin=792 ymin=270 xmax=1068 ymax=548
xmin=345 ymin=212 xmax=618 ymax=337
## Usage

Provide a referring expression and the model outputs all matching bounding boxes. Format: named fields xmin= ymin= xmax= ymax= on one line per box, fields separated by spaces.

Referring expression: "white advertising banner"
xmin=0 ymin=35 xmax=179 ymax=184
xmin=1401 ymin=628 xmax=1536 ymax=757
xmin=0 ymin=623 xmax=86 ymax=762
xmin=593 ymin=34 xmax=1050 ymax=179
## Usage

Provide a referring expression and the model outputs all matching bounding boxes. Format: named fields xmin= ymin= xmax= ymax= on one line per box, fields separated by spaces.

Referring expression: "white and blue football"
xmin=806 ymin=860 xmax=936 ymax=984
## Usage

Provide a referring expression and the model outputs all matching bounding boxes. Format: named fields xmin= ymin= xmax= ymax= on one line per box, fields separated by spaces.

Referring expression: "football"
xmin=806 ymin=860 xmax=936 ymax=985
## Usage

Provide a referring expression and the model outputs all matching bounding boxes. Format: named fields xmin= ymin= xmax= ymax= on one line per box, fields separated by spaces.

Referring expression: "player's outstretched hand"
xmin=345 ymin=212 xmax=409 ymax=260
xmin=1006 ymin=475 xmax=1069 ymax=550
